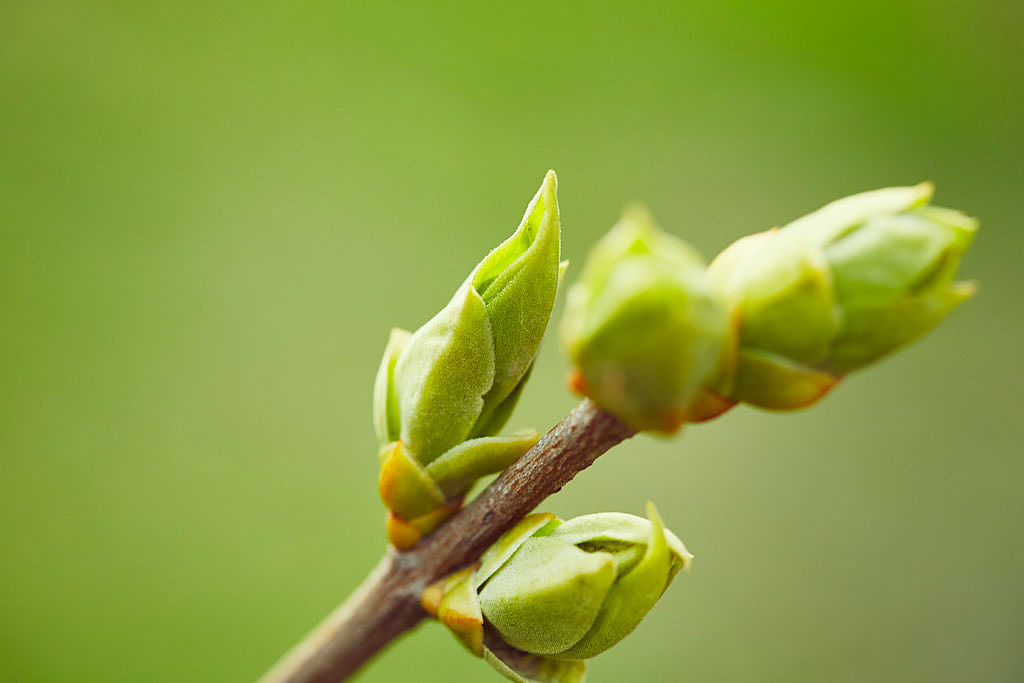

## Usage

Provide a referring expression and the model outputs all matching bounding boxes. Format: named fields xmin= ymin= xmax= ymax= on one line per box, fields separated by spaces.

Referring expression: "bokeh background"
xmin=2 ymin=1 xmax=1022 ymax=681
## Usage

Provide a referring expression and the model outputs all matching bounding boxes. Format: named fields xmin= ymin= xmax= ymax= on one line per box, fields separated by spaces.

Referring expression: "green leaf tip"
xmin=471 ymin=169 xmax=562 ymax=428
xmin=426 ymin=504 xmax=690 ymax=682
xmin=373 ymin=172 xmax=562 ymax=548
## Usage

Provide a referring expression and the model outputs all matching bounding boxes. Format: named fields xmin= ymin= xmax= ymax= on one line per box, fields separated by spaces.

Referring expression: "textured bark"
xmin=259 ymin=399 xmax=635 ymax=683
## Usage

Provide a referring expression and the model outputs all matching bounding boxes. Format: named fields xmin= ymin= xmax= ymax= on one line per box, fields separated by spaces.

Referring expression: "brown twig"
xmin=259 ymin=399 xmax=636 ymax=683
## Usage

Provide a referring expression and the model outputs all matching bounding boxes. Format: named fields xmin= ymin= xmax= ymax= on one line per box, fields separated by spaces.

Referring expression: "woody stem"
xmin=258 ymin=399 xmax=636 ymax=683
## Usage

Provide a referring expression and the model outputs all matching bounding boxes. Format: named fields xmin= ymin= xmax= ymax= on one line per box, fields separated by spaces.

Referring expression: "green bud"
xmin=708 ymin=183 xmax=977 ymax=409
xmin=560 ymin=207 xmax=730 ymax=432
xmin=423 ymin=503 xmax=692 ymax=682
xmin=471 ymin=171 xmax=563 ymax=433
xmin=393 ymin=282 xmax=496 ymax=462
xmin=373 ymin=172 xmax=562 ymax=548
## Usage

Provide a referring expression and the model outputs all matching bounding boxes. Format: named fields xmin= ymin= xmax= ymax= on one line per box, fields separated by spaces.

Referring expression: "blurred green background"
xmin=2 ymin=1 xmax=1022 ymax=681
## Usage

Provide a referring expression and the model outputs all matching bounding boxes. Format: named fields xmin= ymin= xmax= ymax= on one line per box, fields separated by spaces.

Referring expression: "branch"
xmin=259 ymin=399 xmax=636 ymax=683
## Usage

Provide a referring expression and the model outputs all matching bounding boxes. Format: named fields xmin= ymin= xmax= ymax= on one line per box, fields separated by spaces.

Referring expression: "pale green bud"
xmin=423 ymin=503 xmax=692 ymax=682
xmin=373 ymin=172 xmax=562 ymax=548
xmin=560 ymin=207 xmax=730 ymax=432
xmin=471 ymin=172 xmax=563 ymax=434
xmin=708 ymin=183 xmax=977 ymax=409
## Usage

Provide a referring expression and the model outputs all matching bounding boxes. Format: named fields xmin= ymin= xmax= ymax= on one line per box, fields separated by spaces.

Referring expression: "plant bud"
xmin=560 ymin=207 xmax=730 ymax=432
xmin=423 ymin=503 xmax=692 ymax=682
xmin=372 ymin=172 xmax=563 ymax=548
xmin=707 ymin=183 xmax=977 ymax=409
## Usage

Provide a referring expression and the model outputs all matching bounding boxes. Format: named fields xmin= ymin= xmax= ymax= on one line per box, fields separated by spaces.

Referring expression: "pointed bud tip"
xmin=621 ymin=202 xmax=654 ymax=224
xmin=541 ymin=170 xmax=559 ymax=215
xmin=645 ymin=501 xmax=695 ymax=569
xmin=543 ymin=169 xmax=558 ymax=189
xmin=613 ymin=203 xmax=660 ymax=240
xmin=915 ymin=180 xmax=936 ymax=201
xmin=557 ymin=260 xmax=570 ymax=289
xmin=952 ymin=280 xmax=979 ymax=299
xmin=919 ymin=203 xmax=980 ymax=238
xmin=644 ymin=501 xmax=662 ymax=527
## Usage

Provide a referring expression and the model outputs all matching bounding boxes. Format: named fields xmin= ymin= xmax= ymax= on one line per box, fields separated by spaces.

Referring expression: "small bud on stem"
xmin=373 ymin=172 xmax=564 ymax=548
xmin=424 ymin=504 xmax=691 ymax=682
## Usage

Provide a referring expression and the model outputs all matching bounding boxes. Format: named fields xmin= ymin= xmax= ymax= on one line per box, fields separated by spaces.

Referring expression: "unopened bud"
xmin=560 ymin=207 xmax=730 ymax=432
xmin=708 ymin=183 xmax=977 ymax=409
xmin=424 ymin=503 xmax=692 ymax=681
xmin=372 ymin=172 xmax=563 ymax=548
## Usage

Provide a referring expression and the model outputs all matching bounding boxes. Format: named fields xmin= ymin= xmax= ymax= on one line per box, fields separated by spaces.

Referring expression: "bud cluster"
xmin=365 ymin=176 xmax=977 ymax=682
xmin=562 ymin=183 xmax=977 ymax=430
